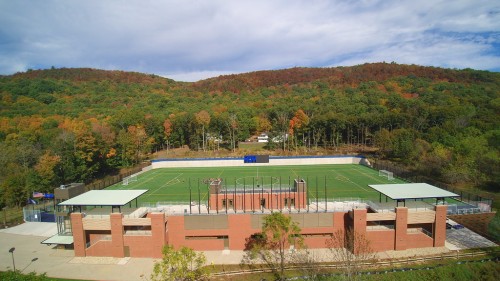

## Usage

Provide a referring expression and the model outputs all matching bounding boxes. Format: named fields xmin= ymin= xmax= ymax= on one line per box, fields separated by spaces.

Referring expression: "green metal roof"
xmin=41 ymin=234 xmax=74 ymax=245
xmin=58 ymin=190 xmax=148 ymax=206
xmin=368 ymin=183 xmax=459 ymax=200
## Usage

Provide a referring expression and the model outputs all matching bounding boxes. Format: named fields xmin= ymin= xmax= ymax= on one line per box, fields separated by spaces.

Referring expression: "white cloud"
xmin=0 ymin=0 xmax=499 ymax=80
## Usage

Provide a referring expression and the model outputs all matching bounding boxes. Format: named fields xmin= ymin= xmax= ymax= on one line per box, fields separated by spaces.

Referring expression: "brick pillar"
xmin=433 ymin=205 xmax=447 ymax=247
xmin=208 ymin=194 xmax=215 ymax=212
xmin=351 ymin=208 xmax=367 ymax=235
xmin=71 ymin=213 xmax=86 ymax=257
xmin=228 ymin=214 xmax=252 ymax=250
xmin=150 ymin=213 xmax=166 ymax=258
xmin=395 ymin=207 xmax=408 ymax=250
xmin=351 ymin=208 xmax=367 ymax=254
xmin=110 ymin=213 xmax=124 ymax=258
xmin=166 ymin=216 xmax=185 ymax=249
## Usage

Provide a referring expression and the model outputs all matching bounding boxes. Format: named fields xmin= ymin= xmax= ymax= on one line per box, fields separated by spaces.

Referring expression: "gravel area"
xmin=69 ymin=256 xmax=126 ymax=264
xmin=376 ymin=247 xmax=450 ymax=260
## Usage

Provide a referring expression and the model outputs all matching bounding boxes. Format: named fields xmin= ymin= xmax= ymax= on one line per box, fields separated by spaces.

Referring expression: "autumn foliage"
xmin=0 ymin=63 xmax=499 ymax=207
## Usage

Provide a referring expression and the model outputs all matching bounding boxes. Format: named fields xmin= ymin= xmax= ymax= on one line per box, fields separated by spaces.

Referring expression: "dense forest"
xmin=0 ymin=63 xmax=499 ymax=207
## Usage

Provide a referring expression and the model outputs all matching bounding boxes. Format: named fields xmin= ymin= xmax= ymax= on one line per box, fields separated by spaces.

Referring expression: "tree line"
xmin=0 ymin=63 xmax=499 ymax=207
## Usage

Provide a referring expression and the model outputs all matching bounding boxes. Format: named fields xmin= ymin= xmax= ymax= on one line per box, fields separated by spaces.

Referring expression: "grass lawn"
xmin=106 ymin=164 xmax=408 ymax=205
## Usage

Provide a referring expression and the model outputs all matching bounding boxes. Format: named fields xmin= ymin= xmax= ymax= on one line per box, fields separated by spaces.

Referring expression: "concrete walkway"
xmin=0 ymin=223 xmax=155 ymax=281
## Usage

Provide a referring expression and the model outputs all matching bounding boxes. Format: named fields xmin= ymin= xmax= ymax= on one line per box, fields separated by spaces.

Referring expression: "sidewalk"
xmin=0 ymin=224 xmax=155 ymax=281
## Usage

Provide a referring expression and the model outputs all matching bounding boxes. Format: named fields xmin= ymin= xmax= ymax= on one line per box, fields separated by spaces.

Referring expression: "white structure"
xmin=257 ymin=133 xmax=269 ymax=143
xmin=152 ymin=155 xmax=366 ymax=169
xmin=379 ymin=169 xmax=394 ymax=180
xmin=257 ymin=133 xmax=289 ymax=143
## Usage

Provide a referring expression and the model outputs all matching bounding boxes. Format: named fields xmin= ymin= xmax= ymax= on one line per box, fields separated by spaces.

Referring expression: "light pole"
xmin=22 ymin=257 xmax=38 ymax=272
xmin=9 ymin=247 xmax=15 ymax=271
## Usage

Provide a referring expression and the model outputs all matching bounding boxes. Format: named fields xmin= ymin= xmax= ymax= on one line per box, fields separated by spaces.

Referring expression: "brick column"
xmin=166 ymin=216 xmax=185 ymax=249
xmin=228 ymin=214 xmax=252 ymax=250
xmin=150 ymin=213 xmax=166 ymax=258
xmin=395 ymin=207 xmax=408 ymax=250
xmin=351 ymin=208 xmax=367 ymax=235
xmin=110 ymin=213 xmax=124 ymax=258
xmin=433 ymin=205 xmax=447 ymax=247
xmin=70 ymin=213 xmax=86 ymax=257
xmin=351 ymin=208 xmax=367 ymax=254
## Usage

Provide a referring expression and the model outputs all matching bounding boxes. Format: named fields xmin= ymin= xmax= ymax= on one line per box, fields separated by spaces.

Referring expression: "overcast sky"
xmin=1 ymin=0 xmax=499 ymax=82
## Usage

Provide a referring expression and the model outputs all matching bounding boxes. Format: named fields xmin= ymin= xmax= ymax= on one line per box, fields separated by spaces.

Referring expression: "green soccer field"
xmin=106 ymin=164 xmax=407 ymax=205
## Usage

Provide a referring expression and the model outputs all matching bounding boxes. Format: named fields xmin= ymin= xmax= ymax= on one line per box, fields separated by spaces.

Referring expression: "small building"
xmin=41 ymin=183 xmax=86 ymax=247
xmin=257 ymin=133 xmax=269 ymax=143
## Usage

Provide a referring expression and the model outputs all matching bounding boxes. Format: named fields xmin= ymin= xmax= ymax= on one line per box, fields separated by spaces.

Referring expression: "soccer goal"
xmin=122 ymin=174 xmax=138 ymax=185
xmin=378 ymin=170 xmax=394 ymax=180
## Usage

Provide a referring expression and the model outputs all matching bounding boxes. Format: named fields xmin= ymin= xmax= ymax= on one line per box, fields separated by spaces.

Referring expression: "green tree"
xmin=391 ymin=128 xmax=417 ymax=161
xmin=242 ymin=212 xmax=303 ymax=280
xmin=373 ymin=128 xmax=392 ymax=157
xmin=151 ymin=245 xmax=209 ymax=281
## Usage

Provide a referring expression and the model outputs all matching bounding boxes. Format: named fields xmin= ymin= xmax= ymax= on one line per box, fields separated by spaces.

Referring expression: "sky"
xmin=1 ymin=0 xmax=499 ymax=82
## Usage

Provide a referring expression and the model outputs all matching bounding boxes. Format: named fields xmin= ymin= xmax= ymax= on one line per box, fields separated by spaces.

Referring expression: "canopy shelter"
xmin=368 ymin=183 xmax=460 ymax=207
xmin=41 ymin=234 xmax=74 ymax=245
xmin=58 ymin=190 xmax=148 ymax=213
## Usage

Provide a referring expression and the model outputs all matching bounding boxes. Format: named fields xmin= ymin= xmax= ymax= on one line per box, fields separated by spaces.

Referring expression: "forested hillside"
xmin=0 ymin=63 xmax=499 ymax=207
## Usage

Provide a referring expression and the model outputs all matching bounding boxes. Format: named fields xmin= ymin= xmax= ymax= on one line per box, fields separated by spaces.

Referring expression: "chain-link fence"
xmin=371 ymin=159 xmax=494 ymax=213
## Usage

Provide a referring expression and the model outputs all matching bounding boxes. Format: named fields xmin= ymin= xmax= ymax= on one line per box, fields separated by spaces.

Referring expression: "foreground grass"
xmin=360 ymin=260 xmax=500 ymax=281
xmin=211 ymin=251 xmax=500 ymax=281
xmin=212 ymin=261 xmax=500 ymax=281
xmin=0 ymin=271 xmax=85 ymax=281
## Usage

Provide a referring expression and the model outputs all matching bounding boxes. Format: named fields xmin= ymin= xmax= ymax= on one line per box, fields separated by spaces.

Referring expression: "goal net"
xmin=122 ymin=174 xmax=138 ymax=185
xmin=378 ymin=170 xmax=394 ymax=180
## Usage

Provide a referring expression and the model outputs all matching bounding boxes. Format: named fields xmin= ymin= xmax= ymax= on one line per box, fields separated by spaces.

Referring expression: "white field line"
xmin=352 ymin=165 xmax=391 ymax=184
xmin=330 ymin=169 xmax=370 ymax=192
xmin=116 ymin=169 xmax=163 ymax=190
xmin=147 ymin=173 xmax=184 ymax=196
xmin=217 ymin=169 xmax=225 ymax=178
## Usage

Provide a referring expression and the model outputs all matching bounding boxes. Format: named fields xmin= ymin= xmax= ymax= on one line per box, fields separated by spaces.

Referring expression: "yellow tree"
xmin=34 ymin=151 xmax=61 ymax=190
xmin=128 ymin=125 xmax=152 ymax=163
xmin=195 ymin=110 xmax=210 ymax=151
xmin=151 ymin=245 xmax=209 ymax=281
xmin=255 ymin=115 xmax=272 ymax=133
xmin=226 ymin=113 xmax=238 ymax=152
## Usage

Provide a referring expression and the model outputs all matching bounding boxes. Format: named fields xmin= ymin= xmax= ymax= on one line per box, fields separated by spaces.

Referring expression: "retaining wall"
xmin=448 ymin=212 xmax=497 ymax=242
xmin=151 ymin=155 xmax=366 ymax=169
